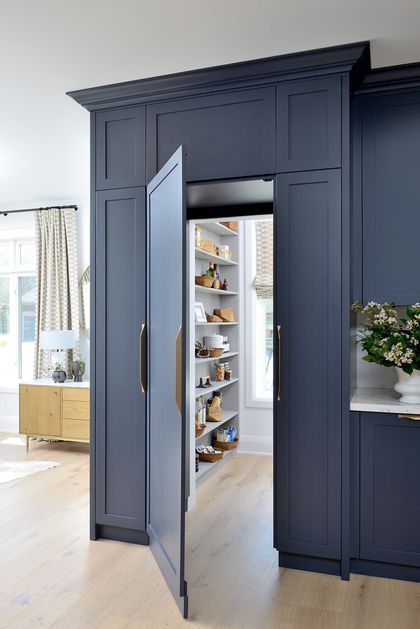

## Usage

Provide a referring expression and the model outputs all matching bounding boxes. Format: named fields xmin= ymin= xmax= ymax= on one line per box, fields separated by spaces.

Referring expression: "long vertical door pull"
xmin=277 ymin=324 xmax=282 ymax=401
xmin=140 ymin=323 xmax=146 ymax=393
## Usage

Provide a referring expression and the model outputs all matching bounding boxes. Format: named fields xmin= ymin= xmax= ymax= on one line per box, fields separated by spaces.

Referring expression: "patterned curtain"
xmin=254 ymin=220 xmax=273 ymax=299
xmin=33 ymin=208 xmax=79 ymax=378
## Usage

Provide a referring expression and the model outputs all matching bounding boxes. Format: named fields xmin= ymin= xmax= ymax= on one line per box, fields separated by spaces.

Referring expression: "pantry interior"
xmin=186 ymin=178 xmax=274 ymax=508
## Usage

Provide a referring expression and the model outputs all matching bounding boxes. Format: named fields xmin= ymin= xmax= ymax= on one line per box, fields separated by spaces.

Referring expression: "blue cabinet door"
xmin=96 ymin=107 xmax=146 ymax=189
xmin=362 ymin=92 xmax=420 ymax=304
xmin=276 ymin=77 xmax=341 ymax=172
xmin=95 ymin=187 xmax=147 ymax=535
xmin=275 ymin=170 xmax=342 ymax=562
xmin=360 ymin=412 xmax=420 ymax=567
xmin=146 ymin=87 xmax=275 ymax=182
xmin=147 ymin=147 xmax=188 ymax=618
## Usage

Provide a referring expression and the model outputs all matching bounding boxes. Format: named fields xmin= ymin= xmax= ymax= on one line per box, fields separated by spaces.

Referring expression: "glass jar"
xmin=195 ymin=227 xmax=202 ymax=248
xmin=214 ymin=363 xmax=225 ymax=382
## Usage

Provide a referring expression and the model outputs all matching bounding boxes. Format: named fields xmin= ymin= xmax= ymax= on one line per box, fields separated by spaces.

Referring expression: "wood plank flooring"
xmin=0 ymin=434 xmax=419 ymax=628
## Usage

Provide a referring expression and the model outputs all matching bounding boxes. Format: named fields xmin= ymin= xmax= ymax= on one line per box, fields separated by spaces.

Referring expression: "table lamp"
xmin=39 ymin=329 xmax=76 ymax=382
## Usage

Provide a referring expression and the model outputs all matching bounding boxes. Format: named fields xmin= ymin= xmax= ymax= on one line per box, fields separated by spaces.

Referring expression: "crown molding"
xmin=356 ymin=61 xmax=420 ymax=95
xmin=67 ymin=41 xmax=370 ymax=111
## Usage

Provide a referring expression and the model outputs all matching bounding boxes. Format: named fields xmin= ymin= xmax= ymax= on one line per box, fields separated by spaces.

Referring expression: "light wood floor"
xmin=0 ymin=435 xmax=419 ymax=628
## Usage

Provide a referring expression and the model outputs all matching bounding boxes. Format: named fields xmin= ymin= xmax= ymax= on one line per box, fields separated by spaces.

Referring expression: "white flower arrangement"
xmin=352 ymin=301 xmax=420 ymax=374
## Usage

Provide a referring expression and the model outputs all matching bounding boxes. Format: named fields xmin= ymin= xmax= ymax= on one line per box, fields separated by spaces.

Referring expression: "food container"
xmin=209 ymin=348 xmax=224 ymax=358
xmin=214 ymin=363 xmax=225 ymax=381
xmin=204 ymin=334 xmax=224 ymax=349
xmin=195 ymin=227 xmax=202 ymax=248
xmin=224 ymin=369 xmax=233 ymax=381
xmin=219 ymin=245 xmax=232 ymax=260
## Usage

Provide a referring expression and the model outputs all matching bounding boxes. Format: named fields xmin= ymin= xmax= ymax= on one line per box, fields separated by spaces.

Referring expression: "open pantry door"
xmin=146 ymin=146 xmax=188 ymax=618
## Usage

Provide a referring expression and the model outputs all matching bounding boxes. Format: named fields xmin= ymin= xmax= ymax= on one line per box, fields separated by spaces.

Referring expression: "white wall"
xmin=238 ymin=220 xmax=273 ymax=456
xmin=0 ymin=199 xmax=90 ymax=433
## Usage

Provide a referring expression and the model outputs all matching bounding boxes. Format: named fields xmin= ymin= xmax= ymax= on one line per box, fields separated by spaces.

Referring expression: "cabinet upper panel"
xmin=362 ymin=91 xmax=420 ymax=304
xmin=276 ymin=77 xmax=341 ymax=172
xmin=95 ymin=107 xmax=146 ymax=189
xmin=146 ymin=87 xmax=275 ymax=182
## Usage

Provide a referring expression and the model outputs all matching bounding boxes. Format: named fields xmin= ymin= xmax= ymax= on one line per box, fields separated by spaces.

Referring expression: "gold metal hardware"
xmin=398 ymin=414 xmax=420 ymax=421
xmin=277 ymin=324 xmax=282 ymax=401
xmin=175 ymin=326 xmax=182 ymax=415
xmin=140 ymin=323 xmax=146 ymax=393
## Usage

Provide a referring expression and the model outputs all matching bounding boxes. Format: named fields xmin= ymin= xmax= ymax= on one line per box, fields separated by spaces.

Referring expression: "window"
xmin=245 ymin=220 xmax=273 ymax=406
xmin=0 ymin=239 xmax=36 ymax=386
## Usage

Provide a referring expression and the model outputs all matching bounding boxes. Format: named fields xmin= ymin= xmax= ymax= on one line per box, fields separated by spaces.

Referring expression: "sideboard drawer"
xmin=62 ymin=388 xmax=90 ymax=402
xmin=62 ymin=419 xmax=89 ymax=441
xmin=62 ymin=400 xmax=89 ymax=421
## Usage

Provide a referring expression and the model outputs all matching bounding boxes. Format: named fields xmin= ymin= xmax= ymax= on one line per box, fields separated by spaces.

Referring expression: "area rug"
xmin=0 ymin=460 xmax=59 ymax=484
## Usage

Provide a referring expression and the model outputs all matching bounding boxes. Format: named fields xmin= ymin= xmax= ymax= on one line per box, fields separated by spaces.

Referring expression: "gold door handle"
xmin=277 ymin=324 xmax=282 ymax=401
xmin=175 ymin=326 xmax=182 ymax=415
xmin=398 ymin=414 xmax=420 ymax=421
xmin=140 ymin=323 xmax=146 ymax=393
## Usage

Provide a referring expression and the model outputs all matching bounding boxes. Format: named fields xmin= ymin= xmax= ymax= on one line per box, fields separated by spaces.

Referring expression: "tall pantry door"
xmin=146 ymin=146 xmax=188 ymax=618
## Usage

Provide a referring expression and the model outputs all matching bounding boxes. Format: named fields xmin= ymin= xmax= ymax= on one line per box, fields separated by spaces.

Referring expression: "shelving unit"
xmin=189 ymin=219 xmax=241 ymax=500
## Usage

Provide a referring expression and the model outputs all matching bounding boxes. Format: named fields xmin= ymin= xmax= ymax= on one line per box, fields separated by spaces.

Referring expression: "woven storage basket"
xmin=213 ymin=439 xmax=238 ymax=451
xmin=198 ymin=450 xmax=223 ymax=463
xmin=195 ymin=424 xmax=206 ymax=438
xmin=195 ymin=276 xmax=213 ymax=288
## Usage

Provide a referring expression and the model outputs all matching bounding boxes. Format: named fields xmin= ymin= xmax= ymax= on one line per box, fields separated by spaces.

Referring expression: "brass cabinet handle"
xmin=277 ymin=324 xmax=282 ymax=401
xmin=140 ymin=323 xmax=146 ymax=393
xmin=175 ymin=326 xmax=182 ymax=415
xmin=398 ymin=414 xmax=420 ymax=421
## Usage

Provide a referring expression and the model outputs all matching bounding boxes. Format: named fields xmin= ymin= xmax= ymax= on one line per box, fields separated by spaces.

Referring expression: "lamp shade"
xmin=39 ymin=329 xmax=75 ymax=350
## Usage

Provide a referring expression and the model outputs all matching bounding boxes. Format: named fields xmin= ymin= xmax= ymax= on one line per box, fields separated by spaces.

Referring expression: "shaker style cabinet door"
xmin=276 ymin=76 xmax=341 ymax=172
xmin=95 ymin=107 xmax=146 ymax=190
xmin=362 ymin=92 xmax=420 ymax=304
xmin=95 ymin=187 xmax=147 ymax=534
xmin=147 ymin=146 xmax=188 ymax=618
xmin=275 ymin=169 xmax=342 ymax=562
xmin=146 ymin=87 xmax=275 ymax=182
xmin=360 ymin=412 xmax=420 ymax=567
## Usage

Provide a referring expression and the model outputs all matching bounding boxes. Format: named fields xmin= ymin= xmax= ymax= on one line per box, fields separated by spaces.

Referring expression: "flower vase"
xmin=394 ymin=368 xmax=420 ymax=404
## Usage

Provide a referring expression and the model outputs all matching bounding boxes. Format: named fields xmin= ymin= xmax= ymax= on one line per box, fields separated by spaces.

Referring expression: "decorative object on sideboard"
xmin=51 ymin=362 xmax=66 ymax=383
xmin=72 ymin=356 xmax=86 ymax=382
xmin=352 ymin=301 xmax=420 ymax=403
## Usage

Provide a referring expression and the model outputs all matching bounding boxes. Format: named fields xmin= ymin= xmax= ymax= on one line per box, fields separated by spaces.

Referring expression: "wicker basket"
xmin=209 ymin=347 xmax=224 ymax=357
xmin=195 ymin=424 xmax=206 ymax=438
xmin=213 ymin=439 xmax=238 ymax=451
xmin=198 ymin=450 xmax=224 ymax=462
xmin=195 ymin=276 xmax=213 ymax=288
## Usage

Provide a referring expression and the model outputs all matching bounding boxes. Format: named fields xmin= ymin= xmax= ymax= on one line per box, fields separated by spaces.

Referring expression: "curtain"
xmin=33 ymin=208 xmax=79 ymax=378
xmin=254 ymin=220 xmax=273 ymax=299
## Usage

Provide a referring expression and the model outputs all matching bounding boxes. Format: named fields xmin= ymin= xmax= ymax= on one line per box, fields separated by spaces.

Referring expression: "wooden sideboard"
xmin=19 ymin=381 xmax=90 ymax=450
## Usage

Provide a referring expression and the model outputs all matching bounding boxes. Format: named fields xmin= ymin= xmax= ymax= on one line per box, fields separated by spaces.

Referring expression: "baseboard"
xmin=95 ymin=524 xmax=149 ymax=545
xmin=351 ymin=559 xmax=420 ymax=583
xmin=238 ymin=434 xmax=273 ymax=456
xmin=279 ymin=552 xmax=341 ymax=576
xmin=0 ymin=416 xmax=18 ymax=433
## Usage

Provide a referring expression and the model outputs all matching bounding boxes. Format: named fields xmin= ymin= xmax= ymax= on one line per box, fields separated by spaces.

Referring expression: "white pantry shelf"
xmin=195 ymin=351 xmax=239 ymax=364
xmin=195 ymin=377 xmax=239 ymax=399
xmin=195 ymin=285 xmax=238 ymax=296
xmin=195 ymin=247 xmax=238 ymax=266
xmin=197 ymin=222 xmax=239 ymax=237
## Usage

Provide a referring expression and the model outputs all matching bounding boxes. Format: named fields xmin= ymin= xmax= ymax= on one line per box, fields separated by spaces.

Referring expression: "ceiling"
xmin=1 ymin=0 xmax=420 ymax=206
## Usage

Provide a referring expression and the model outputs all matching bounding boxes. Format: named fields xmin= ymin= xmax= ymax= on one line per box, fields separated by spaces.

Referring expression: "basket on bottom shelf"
xmin=213 ymin=425 xmax=238 ymax=450
xmin=196 ymin=445 xmax=223 ymax=463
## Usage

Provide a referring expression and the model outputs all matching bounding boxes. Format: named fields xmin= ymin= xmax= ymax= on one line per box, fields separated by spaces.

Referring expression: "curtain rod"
xmin=0 ymin=204 xmax=78 ymax=217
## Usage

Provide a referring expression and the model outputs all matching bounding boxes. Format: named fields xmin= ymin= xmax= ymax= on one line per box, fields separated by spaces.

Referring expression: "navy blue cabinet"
xmin=276 ymin=169 xmax=342 ymax=568
xmin=360 ymin=412 xmax=420 ymax=567
xmin=361 ymin=91 xmax=420 ymax=304
xmin=276 ymin=77 xmax=341 ymax=172
xmin=95 ymin=187 xmax=147 ymax=541
xmin=96 ymin=107 xmax=146 ymax=190
xmin=146 ymin=87 xmax=275 ymax=182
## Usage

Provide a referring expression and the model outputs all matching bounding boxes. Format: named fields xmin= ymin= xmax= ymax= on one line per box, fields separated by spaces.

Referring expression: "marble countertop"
xmin=350 ymin=387 xmax=420 ymax=415
xmin=20 ymin=378 xmax=90 ymax=388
